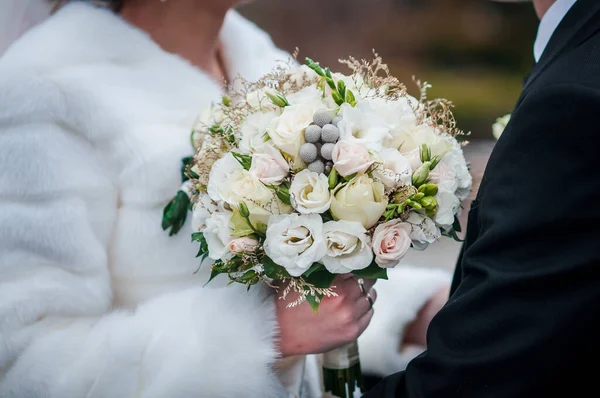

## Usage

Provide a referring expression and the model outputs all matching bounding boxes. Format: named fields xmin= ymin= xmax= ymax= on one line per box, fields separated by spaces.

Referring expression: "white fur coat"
xmin=0 ymin=3 xmax=450 ymax=397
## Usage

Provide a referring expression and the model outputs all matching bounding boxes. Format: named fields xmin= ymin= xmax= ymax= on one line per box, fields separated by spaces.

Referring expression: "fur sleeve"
xmin=358 ymin=266 xmax=452 ymax=378
xmin=0 ymin=121 xmax=284 ymax=397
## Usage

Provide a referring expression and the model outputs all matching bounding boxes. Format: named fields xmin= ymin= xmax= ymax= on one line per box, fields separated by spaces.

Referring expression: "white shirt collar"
xmin=534 ymin=0 xmax=577 ymax=62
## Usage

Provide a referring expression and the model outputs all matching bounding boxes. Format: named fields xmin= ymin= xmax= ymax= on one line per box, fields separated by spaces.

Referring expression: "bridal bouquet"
xmin=163 ymin=53 xmax=471 ymax=398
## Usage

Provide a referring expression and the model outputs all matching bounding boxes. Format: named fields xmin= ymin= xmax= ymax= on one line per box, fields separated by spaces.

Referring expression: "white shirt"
xmin=534 ymin=0 xmax=577 ymax=62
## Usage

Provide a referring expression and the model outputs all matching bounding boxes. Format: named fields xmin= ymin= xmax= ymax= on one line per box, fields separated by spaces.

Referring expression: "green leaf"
xmin=232 ymin=152 xmax=252 ymax=170
xmin=443 ymin=228 xmax=465 ymax=243
xmin=453 ymin=215 xmax=462 ymax=233
xmin=306 ymin=294 xmax=321 ymax=314
xmin=275 ymin=186 xmax=291 ymax=206
xmin=204 ymin=264 xmax=226 ymax=285
xmin=181 ymin=156 xmax=195 ymax=182
xmin=352 ymin=262 xmax=389 ymax=280
xmin=321 ymin=211 xmax=334 ymax=222
xmin=304 ymin=266 xmax=335 ymax=288
xmin=161 ymin=190 xmax=190 ymax=236
xmin=262 ymin=256 xmax=288 ymax=279
xmin=303 ymin=263 xmax=323 ymax=278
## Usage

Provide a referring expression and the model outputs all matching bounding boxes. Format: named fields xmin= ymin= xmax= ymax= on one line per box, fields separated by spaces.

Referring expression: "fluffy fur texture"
xmin=0 ymin=3 xmax=450 ymax=397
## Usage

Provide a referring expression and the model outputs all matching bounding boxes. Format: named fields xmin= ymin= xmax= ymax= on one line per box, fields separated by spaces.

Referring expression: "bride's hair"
xmin=51 ymin=0 xmax=124 ymax=13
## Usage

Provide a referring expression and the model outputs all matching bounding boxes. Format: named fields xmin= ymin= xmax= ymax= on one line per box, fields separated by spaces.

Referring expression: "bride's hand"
xmin=276 ymin=274 xmax=376 ymax=357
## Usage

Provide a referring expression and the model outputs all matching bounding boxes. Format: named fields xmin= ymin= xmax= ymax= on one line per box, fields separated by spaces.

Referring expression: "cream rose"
xmin=207 ymin=153 xmax=243 ymax=203
xmin=264 ymin=214 xmax=327 ymax=277
xmin=204 ymin=211 xmax=233 ymax=260
xmin=330 ymin=175 xmax=388 ymax=229
xmin=337 ymin=103 xmax=390 ymax=151
xmin=372 ymin=148 xmax=412 ymax=189
xmin=269 ymin=103 xmax=320 ymax=158
xmin=322 ymin=220 xmax=373 ymax=274
xmin=249 ymin=144 xmax=290 ymax=185
xmin=372 ymin=219 xmax=412 ymax=268
xmin=290 ymin=169 xmax=331 ymax=214
xmin=331 ymin=139 xmax=375 ymax=177
xmin=227 ymin=237 xmax=260 ymax=254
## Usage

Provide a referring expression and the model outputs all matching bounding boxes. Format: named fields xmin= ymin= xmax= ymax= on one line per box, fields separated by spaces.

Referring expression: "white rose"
xmin=322 ymin=220 xmax=373 ymax=274
xmin=264 ymin=214 xmax=327 ymax=277
xmin=372 ymin=219 xmax=412 ymax=268
xmin=492 ymin=113 xmax=511 ymax=140
xmin=372 ymin=148 xmax=412 ymax=189
xmin=331 ymin=139 xmax=375 ymax=177
xmin=239 ymin=111 xmax=278 ymax=154
xmin=191 ymin=193 xmax=218 ymax=231
xmin=269 ymin=103 xmax=321 ymax=158
xmin=337 ymin=103 xmax=390 ymax=151
xmin=227 ymin=237 xmax=260 ymax=254
xmin=290 ymin=169 xmax=331 ymax=214
xmin=209 ymin=154 xmax=291 ymax=223
xmin=368 ymin=96 xmax=419 ymax=141
xmin=249 ymin=144 xmax=290 ymax=185
xmin=406 ymin=212 xmax=440 ymax=251
xmin=204 ymin=211 xmax=233 ymax=260
xmin=207 ymin=153 xmax=243 ymax=203
xmin=330 ymin=175 xmax=388 ymax=229
xmin=284 ymin=65 xmax=319 ymax=90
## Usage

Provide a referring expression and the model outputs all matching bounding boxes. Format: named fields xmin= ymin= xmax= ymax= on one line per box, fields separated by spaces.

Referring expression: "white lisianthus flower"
xmin=191 ymin=193 xmax=218 ymax=231
xmin=406 ymin=212 xmax=440 ymax=251
xmin=371 ymin=148 xmax=412 ymax=189
xmin=492 ymin=113 xmax=511 ymax=140
xmin=239 ymin=111 xmax=278 ymax=154
xmin=227 ymin=237 xmax=260 ymax=254
xmin=337 ymin=103 xmax=390 ymax=151
xmin=284 ymin=65 xmax=319 ymax=90
xmin=290 ymin=169 xmax=331 ymax=214
xmin=372 ymin=219 xmax=412 ymax=268
xmin=204 ymin=211 xmax=233 ymax=260
xmin=207 ymin=153 xmax=243 ymax=203
xmin=321 ymin=220 xmax=373 ymax=274
xmin=286 ymin=86 xmax=324 ymax=108
xmin=441 ymin=146 xmax=472 ymax=201
xmin=264 ymin=214 xmax=327 ymax=277
xmin=387 ymin=123 xmax=453 ymax=160
xmin=246 ymin=87 xmax=280 ymax=111
xmin=249 ymin=144 xmax=290 ymax=185
xmin=434 ymin=188 xmax=461 ymax=230
xmin=330 ymin=175 xmax=388 ymax=229
xmin=269 ymin=103 xmax=322 ymax=158
xmin=331 ymin=139 xmax=375 ymax=177
xmin=365 ymin=97 xmax=419 ymax=145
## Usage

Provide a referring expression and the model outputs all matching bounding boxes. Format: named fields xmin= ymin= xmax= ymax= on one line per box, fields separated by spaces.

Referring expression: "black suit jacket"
xmin=364 ymin=1 xmax=600 ymax=396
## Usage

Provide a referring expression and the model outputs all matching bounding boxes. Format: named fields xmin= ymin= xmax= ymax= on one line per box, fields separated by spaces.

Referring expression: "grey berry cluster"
xmin=300 ymin=110 xmax=343 ymax=174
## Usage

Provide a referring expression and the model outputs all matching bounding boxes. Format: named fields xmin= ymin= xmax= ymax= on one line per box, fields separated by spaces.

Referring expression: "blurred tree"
xmin=239 ymin=0 xmax=538 ymax=138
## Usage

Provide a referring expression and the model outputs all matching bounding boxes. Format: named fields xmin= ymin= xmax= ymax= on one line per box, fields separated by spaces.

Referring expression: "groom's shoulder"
xmin=533 ymin=33 xmax=600 ymax=95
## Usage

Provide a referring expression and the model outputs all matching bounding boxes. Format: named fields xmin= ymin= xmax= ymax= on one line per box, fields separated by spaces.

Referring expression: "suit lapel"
xmin=524 ymin=0 xmax=600 ymax=92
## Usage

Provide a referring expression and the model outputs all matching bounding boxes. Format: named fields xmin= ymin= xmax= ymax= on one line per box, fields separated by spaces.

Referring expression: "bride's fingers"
xmin=356 ymin=301 xmax=375 ymax=335
xmin=355 ymin=287 xmax=377 ymax=317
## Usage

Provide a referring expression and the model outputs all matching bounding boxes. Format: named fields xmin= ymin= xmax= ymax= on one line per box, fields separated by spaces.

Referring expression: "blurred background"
xmin=240 ymin=0 xmax=539 ymax=271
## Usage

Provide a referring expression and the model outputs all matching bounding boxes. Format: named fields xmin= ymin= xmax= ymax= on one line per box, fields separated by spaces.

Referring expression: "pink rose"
xmin=249 ymin=144 xmax=290 ymax=185
xmin=227 ymin=237 xmax=259 ymax=254
xmin=332 ymin=139 xmax=374 ymax=177
xmin=372 ymin=220 xmax=412 ymax=268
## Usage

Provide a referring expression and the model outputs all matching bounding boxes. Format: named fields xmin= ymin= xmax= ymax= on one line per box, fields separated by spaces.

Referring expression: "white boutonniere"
xmin=492 ymin=114 xmax=511 ymax=140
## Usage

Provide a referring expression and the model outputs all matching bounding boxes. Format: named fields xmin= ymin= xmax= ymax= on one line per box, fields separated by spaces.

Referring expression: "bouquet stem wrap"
xmin=322 ymin=341 xmax=364 ymax=398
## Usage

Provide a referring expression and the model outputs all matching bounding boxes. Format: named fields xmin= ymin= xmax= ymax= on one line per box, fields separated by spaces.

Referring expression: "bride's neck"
xmin=120 ymin=0 xmax=232 ymax=81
